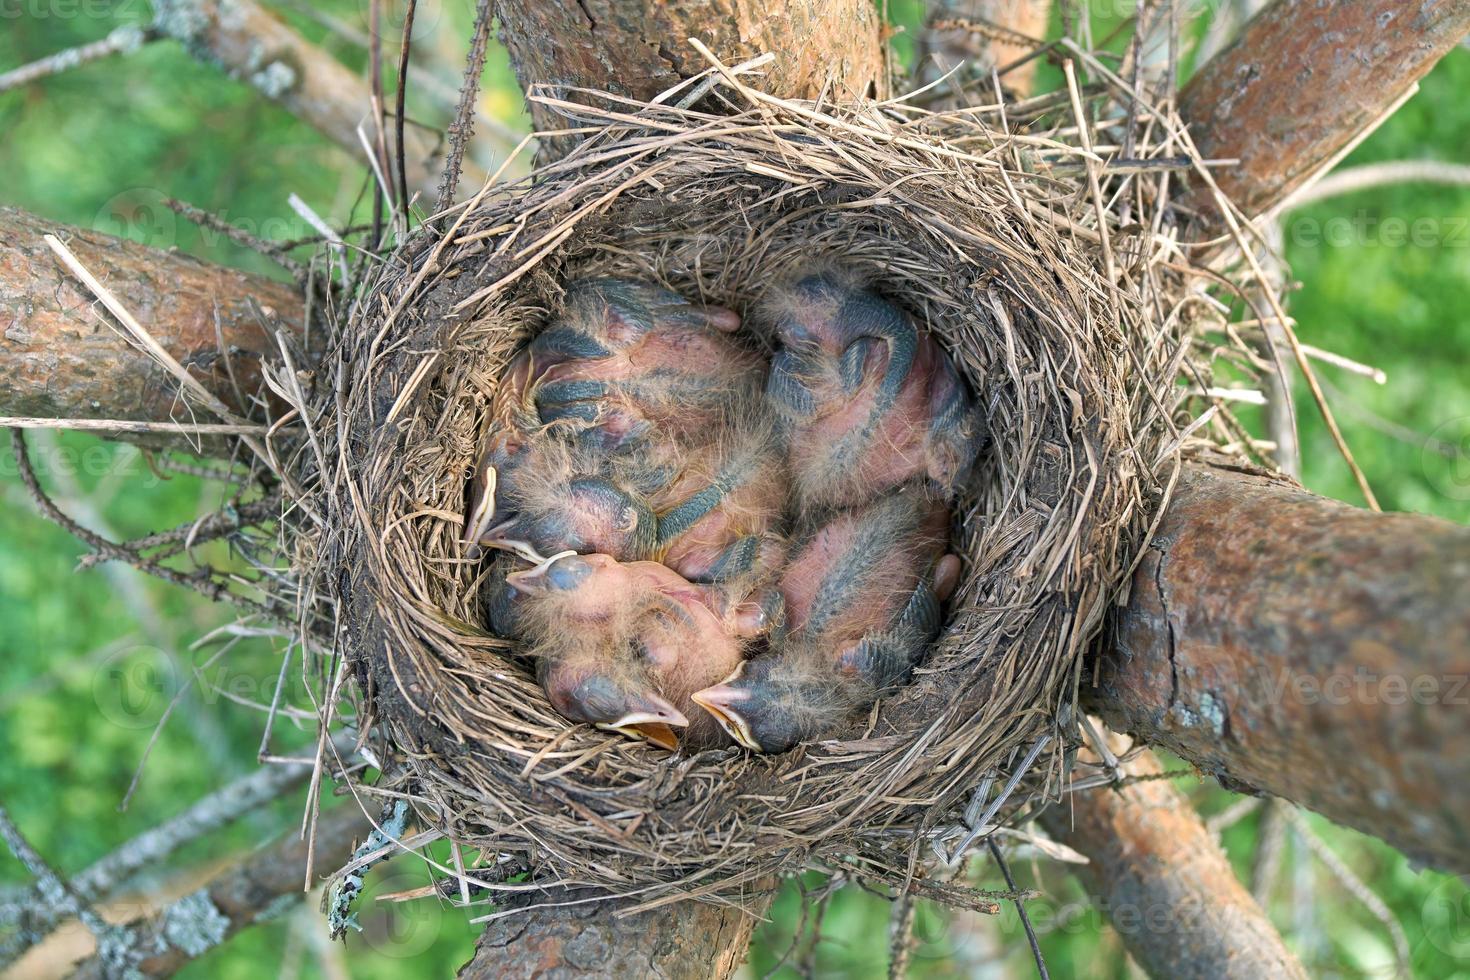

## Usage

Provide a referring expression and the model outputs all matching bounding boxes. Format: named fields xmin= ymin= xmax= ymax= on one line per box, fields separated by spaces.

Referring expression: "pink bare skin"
xmin=759 ymin=272 xmax=982 ymax=509
xmin=509 ymin=553 xmax=750 ymax=750
xmin=694 ymin=492 xmax=960 ymax=753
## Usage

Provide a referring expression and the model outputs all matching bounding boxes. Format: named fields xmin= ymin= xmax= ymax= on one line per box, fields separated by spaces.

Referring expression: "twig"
xmin=0 ymin=417 xmax=267 ymax=435
xmin=0 ymin=25 xmax=155 ymax=93
xmin=436 ymin=0 xmax=495 ymax=213
xmin=1205 ymin=795 xmax=1263 ymax=836
xmin=394 ymin=0 xmax=419 ymax=218
xmin=162 ymin=198 xmax=308 ymax=278
xmin=9 ymin=429 xmax=292 ymax=626
xmin=0 ymin=749 xmax=345 ymax=964
xmin=78 ymin=495 xmax=281 ymax=570
xmin=67 ymin=803 xmax=374 ymax=979
xmin=324 ymin=800 xmax=410 ymax=939
xmin=1252 ymin=799 xmax=1288 ymax=903
xmin=987 ymin=839 xmax=1049 ymax=980
xmin=1286 ymin=160 xmax=1470 ymax=209
xmin=887 ymin=890 xmax=918 ymax=980
xmin=950 ymin=735 xmax=1052 ymax=861
xmin=1283 ymin=808 xmax=1412 ymax=976
xmin=1062 ymin=59 xmax=1116 ymax=284
xmin=0 ymin=806 xmax=135 ymax=969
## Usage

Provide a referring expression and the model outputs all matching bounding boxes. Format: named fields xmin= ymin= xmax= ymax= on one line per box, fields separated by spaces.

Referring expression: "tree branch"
xmin=493 ymin=0 xmax=889 ymax=141
xmin=150 ymin=0 xmax=440 ymax=185
xmin=0 ymin=752 xmax=332 ymax=964
xmin=458 ymin=891 xmax=766 ymax=980
xmin=1181 ymin=0 xmax=1470 ymax=219
xmin=1039 ymin=750 xmax=1307 ymax=979
xmin=1087 ymin=465 xmax=1470 ymax=874
xmin=67 ymin=804 xmax=374 ymax=979
xmin=0 ymin=206 xmax=304 ymax=442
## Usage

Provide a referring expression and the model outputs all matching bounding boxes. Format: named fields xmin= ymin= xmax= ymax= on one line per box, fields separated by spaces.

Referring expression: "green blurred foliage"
xmin=0 ymin=1 xmax=1466 ymax=977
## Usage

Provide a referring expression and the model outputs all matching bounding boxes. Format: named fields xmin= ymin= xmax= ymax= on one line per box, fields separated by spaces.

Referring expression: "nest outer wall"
xmin=307 ymin=84 xmax=1195 ymax=911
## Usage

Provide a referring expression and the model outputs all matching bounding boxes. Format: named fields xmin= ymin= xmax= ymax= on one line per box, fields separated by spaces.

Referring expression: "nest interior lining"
xmin=307 ymin=74 xmax=1193 ymax=910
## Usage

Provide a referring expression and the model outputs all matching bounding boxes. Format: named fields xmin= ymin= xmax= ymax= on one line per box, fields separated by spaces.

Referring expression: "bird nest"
xmin=296 ymin=64 xmax=1225 ymax=914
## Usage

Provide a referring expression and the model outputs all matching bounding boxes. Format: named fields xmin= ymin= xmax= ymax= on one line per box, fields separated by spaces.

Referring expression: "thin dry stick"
xmin=41 ymin=236 xmax=252 ymax=426
xmin=394 ymin=0 xmax=419 ymax=217
xmin=436 ymin=0 xmax=495 ymax=213
xmin=987 ymin=839 xmax=1049 ymax=980
xmin=1287 ymin=159 xmax=1470 ymax=208
xmin=1208 ymin=194 xmax=1380 ymax=508
xmin=1062 ymin=59 xmax=1116 ymax=283
xmin=0 ymin=752 xmax=334 ymax=964
xmin=0 ymin=417 xmax=266 ymax=435
xmin=0 ymin=25 xmax=155 ymax=93
xmin=163 ymin=197 xmax=307 ymax=277
xmin=887 ymin=890 xmax=918 ymax=979
xmin=1283 ymin=808 xmax=1411 ymax=976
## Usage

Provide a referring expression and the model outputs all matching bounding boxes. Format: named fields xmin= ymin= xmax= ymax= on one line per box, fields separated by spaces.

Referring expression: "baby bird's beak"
xmin=505 ymin=551 xmax=586 ymax=594
xmin=691 ymin=667 xmax=762 ymax=752
xmin=598 ymin=694 xmax=690 ymax=751
xmin=463 ymin=462 xmax=498 ymax=559
xmin=479 ymin=518 xmax=547 ymax=565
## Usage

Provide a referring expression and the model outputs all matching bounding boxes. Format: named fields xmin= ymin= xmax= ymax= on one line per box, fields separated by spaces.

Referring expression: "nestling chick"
xmin=480 ymin=552 xmax=531 ymax=638
xmin=531 ymin=278 xmax=767 ymax=451
xmin=533 ymin=277 xmax=743 ymax=361
xmin=508 ymin=553 xmax=748 ymax=749
xmin=475 ymin=435 xmax=657 ymax=562
xmin=760 ymin=272 xmax=984 ymax=508
xmin=625 ymin=415 xmax=789 ymax=593
xmin=464 ymin=350 xmax=545 ymax=557
xmin=692 ymin=491 xmax=961 ymax=753
xmin=506 ymin=552 xmax=690 ymax=749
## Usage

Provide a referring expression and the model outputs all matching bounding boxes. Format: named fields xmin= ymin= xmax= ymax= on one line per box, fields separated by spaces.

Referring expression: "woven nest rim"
xmin=299 ymin=65 xmax=1208 ymax=912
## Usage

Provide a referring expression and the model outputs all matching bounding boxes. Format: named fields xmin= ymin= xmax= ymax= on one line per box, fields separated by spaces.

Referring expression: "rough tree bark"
xmin=493 ymin=0 xmax=890 ymax=135
xmin=1040 ymin=751 xmax=1308 ymax=980
xmin=458 ymin=893 xmax=761 ymax=980
xmin=0 ymin=207 xmax=304 ymax=431
xmin=1180 ymin=0 xmax=1470 ymax=218
xmin=1088 ymin=465 xmax=1470 ymax=873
